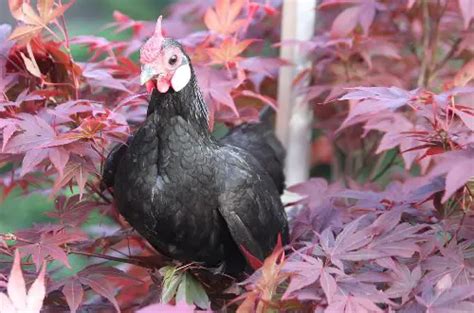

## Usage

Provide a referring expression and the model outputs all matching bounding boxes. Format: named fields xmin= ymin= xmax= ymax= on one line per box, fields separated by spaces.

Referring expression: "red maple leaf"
xmin=208 ymin=38 xmax=255 ymax=67
xmin=16 ymin=227 xmax=87 ymax=269
xmin=0 ymin=250 xmax=46 ymax=313
xmin=45 ymin=195 xmax=101 ymax=227
xmin=204 ymin=0 xmax=247 ymax=35
xmin=9 ymin=0 xmax=75 ymax=42
xmin=51 ymin=156 xmax=96 ymax=196
xmin=55 ymin=265 xmax=141 ymax=313
xmin=194 ymin=66 xmax=243 ymax=128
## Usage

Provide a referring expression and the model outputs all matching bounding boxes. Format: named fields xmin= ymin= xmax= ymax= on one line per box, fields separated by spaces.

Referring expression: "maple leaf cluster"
xmin=0 ymin=0 xmax=473 ymax=312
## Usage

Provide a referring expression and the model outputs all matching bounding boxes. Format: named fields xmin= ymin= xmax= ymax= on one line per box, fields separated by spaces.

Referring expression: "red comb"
xmin=140 ymin=15 xmax=165 ymax=64
xmin=155 ymin=15 xmax=163 ymax=37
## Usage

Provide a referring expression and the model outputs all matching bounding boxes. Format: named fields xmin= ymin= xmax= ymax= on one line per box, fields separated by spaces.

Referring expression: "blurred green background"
xmin=0 ymin=0 xmax=175 ymax=233
xmin=0 ymin=1 xmax=174 ymax=31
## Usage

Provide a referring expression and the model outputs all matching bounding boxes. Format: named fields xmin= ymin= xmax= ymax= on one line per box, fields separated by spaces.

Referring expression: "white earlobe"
xmin=171 ymin=64 xmax=191 ymax=92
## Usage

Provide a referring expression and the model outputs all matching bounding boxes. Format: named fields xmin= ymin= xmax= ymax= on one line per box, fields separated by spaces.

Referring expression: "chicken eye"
xmin=168 ymin=55 xmax=178 ymax=66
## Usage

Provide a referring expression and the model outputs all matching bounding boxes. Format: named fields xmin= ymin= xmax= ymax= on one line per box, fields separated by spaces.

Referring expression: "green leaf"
xmin=176 ymin=272 xmax=210 ymax=309
xmin=160 ymin=266 xmax=183 ymax=304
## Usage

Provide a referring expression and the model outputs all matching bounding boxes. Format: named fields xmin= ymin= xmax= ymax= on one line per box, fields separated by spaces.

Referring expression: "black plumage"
xmin=103 ymin=40 xmax=288 ymax=275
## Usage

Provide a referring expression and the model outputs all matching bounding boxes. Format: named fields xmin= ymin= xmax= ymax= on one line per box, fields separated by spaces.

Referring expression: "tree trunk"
xmin=276 ymin=0 xmax=317 ymax=186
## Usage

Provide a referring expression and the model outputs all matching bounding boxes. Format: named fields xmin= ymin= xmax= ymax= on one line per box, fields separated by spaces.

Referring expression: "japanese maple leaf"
xmin=194 ymin=66 xmax=243 ymax=127
xmin=319 ymin=216 xmax=374 ymax=270
xmin=325 ymin=294 xmax=384 ymax=313
xmin=19 ymin=147 xmax=49 ymax=177
xmin=0 ymin=25 xmax=16 ymax=96
xmin=2 ymin=113 xmax=76 ymax=177
xmin=81 ymin=65 xmax=129 ymax=92
xmin=336 ymin=276 xmax=395 ymax=309
xmin=52 ymin=156 xmax=96 ymax=196
xmin=429 ymin=148 xmax=474 ymax=202
xmin=3 ymin=114 xmax=58 ymax=154
xmin=0 ymin=250 xmax=46 ymax=313
xmin=209 ymin=38 xmax=254 ymax=67
xmin=67 ymin=118 xmax=108 ymax=141
xmin=60 ymin=279 xmax=83 ymax=313
xmin=70 ymin=36 xmax=126 ymax=61
xmin=379 ymin=259 xmax=422 ymax=303
xmin=356 ymin=221 xmax=425 ymax=260
xmin=60 ymin=113 xmax=128 ymax=146
xmin=0 ymin=74 xmax=17 ymax=104
xmin=0 ymin=24 xmax=14 ymax=62
xmin=283 ymin=254 xmax=323 ymax=298
xmin=357 ymin=38 xmax=401 ymax=69
xmin=47 ymin=100 xmax=94 ymax=123
xmin=240 ymin=57 xmax=288 ymax=78
xmin=137 ymin=302 xmax=195 ymax=313
xmin=0 ymin=119 xmax=18 ymax=151
xmin=237 ymin=239 xmax=288 ymax=312
xmin=55 ymin=265 xmax=141 ymax=313
xmin=454 ymin=59 xmax=474 ymax=87
xmin=19 ymin=145 xmax=69 ymax=178
xmin=459 ymin=0 xmax=474 ymax=29
xmin=327 ymin=0 xmax=384 ymax=37
xmin=17 ymin=229 xmax=87 ymax=269
xmin=416 ymin=274 xmax=474 ymax=313
xmin=0 ymin=89 xmax=43 ymax=111
xmin=363 ymin=112 xmax=422 ymax=169
xmin=339 ymin=88 xmax=432 ymax=169
xmin=108 ymin=10 xmax=144 ymax=36
xmin=239 ymin=57 xmax=288 ymax=90
xmin=9 ymin=0 xmax=75 ymax=42
xmin=320 ymin=211 xmax=425 ymax=268
xmin=421 ymin=240 xmax=474 ymax=289
xmin=204 ymin=0 xmax=247 ymax=35
xmin=289 ymin=178 xmax=344 ymax=237
xmin=45 ymin=195 xmax=99 ymax=227
xmin=339 ymin=87 xmax=415 ymax=131
xmin=451 ymin=104 xmax=474 ymax=131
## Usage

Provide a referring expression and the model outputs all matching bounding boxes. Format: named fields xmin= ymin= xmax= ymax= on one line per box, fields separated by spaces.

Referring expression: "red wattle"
xmin=145 ymin=80 xmax=156 ymax=93
xmin=157 ymin=76 xmax=171 ymax=93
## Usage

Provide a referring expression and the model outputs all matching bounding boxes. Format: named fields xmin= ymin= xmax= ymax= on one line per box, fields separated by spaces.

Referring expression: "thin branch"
xmin=67 ymin=249 xmax=154 ymax=269
xmin=431 ymin=38 xmax=462 ymax=75
xmin=2 ymin=233 xmax=154 ymax=269
xmin=417 ymin=0 xmax=431 ymax=88
xmin=86 ymin=182 xmax=112 ymax=204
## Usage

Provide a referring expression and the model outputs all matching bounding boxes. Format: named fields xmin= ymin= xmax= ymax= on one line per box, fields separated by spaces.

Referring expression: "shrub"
xmin=0 ymin=0 xmax=473 ymax=312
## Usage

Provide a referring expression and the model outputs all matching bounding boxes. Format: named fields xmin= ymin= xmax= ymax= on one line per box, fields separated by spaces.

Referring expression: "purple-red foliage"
xmin=0 ymin=0 xmax=473 ymax=312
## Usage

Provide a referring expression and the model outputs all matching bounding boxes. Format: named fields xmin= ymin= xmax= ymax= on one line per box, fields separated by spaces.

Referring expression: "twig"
xmin=3 ymin=234 xmax=153 ymax=269
xmin=0 ymin=260 xmax=35 ymax=266
xmin=431 ymin=38 xmax=462 ymax=75
xmin=417 ymin=0 xmax=431 ymax=88
xmin=67 ymin=249 xmax=154 ymax=269
xmin=86 ymin=182 xmax=112 ymax=204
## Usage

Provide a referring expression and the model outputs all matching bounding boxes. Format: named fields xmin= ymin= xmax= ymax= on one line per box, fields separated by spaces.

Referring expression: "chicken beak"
xmin=140 ymin=65 xmax=158 ymax=85
xmin=140 ymin=64 xmax=172 ymax=93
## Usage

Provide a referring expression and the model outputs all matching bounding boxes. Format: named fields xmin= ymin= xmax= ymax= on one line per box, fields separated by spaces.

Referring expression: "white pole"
xmin=276 ymin=0 xmax=317 ymax=186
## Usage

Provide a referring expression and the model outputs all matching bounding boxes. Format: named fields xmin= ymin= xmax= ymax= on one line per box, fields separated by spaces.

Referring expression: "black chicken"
xmin=102 ymin=17 xmax=288 ymax=275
